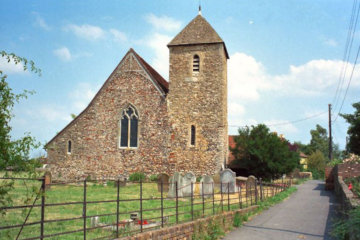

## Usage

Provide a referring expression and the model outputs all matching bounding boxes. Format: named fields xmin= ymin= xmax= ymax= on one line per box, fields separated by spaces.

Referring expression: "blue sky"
xmin=1 ymin=0 xmax=359 ymax=156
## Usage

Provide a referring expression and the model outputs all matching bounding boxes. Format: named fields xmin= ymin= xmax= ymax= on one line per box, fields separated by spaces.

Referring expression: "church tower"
xmin=167 ymin=13 xmax=229 ymax=175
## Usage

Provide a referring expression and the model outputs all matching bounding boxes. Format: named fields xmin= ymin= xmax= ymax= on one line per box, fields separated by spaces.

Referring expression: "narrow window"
xmin=67 ymin=140 xmax=72 ymax=154
xmin=193 ymin=55 xmax=200 ymax=72
xmin=120 ymin=106 xmax=139 ymax=148
xmin=190 ymin=125 xmax=196 ymax=146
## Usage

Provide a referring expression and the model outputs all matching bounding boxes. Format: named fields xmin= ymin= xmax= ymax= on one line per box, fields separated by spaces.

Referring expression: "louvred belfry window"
xmin=191 ymin=125 xmax=196 ymax=146
xmin=193 ymin=55 xmax=200 ymax=72
xmin=120 ymin=106 xmax=139 ymax=148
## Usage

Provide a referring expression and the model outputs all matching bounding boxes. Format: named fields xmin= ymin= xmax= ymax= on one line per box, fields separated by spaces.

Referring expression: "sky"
xmin=1 ymin=0 xmax=359 ymax=157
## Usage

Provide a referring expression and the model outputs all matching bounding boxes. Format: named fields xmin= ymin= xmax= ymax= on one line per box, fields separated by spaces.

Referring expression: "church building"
xmin=46 ymin=13 xmax=229 ymax=181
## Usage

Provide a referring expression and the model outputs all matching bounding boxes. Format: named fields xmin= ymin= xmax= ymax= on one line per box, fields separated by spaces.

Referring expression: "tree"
xmin=307 ymin=124 xmax=342 ymax=161
xmin=230 ymin=124 xmax=299 ymax=181
xmin=0 ymin=51 xmax=41 ymax=214
xmin=341 ymin=102 xmax=360 ymax=155
xmin=307 ymin=150 xmax=326 ymax=179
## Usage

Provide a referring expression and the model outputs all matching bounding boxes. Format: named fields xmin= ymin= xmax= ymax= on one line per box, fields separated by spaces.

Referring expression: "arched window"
xmin=190 ymin=125 xmax=196 ymax=146
xmin=120 ymin=105 xmax=139 ymax=148
xmin=67 ymin=140 xmax=72 ymax=154
xmin=193 ymin=55 xmax=200 ymax=72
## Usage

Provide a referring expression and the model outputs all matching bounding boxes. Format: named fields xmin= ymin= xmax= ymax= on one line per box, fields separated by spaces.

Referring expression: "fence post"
xmin=238 ymin=186 xmax=242 ymax=209
xmin=191 ymin=182 xmax=194 ymax=221
xmin=116 ymin=179 xmax=120 ymax=238
xmin=255 ymin=180 xmax=258 ymax=204
xmin=83 ymin=179 xmax=87 ymax=240
xmin=176 ymin=181 xmax=178 ymax=224
xmin=282 ymin=177 xmax=284 ymax=192
xmin=202 ymin=182 xmax=205 ymax=216
xmin=40 ymin=177 xmax=45 ymax=240
xmin=140 ymin=179 xmax=143 ymax=233
xmin=212 ymin=182 xmax=215 ymax=215
xmin=250 ymin=184 xmax=253 ymax=205
xmin=161 ymin=180 xmax=164 ymax=228
xmin=227 ymin=182 xmax=230 ymax=211
xmin=259 ymin=178 xmax=263 ymax=201
xmin=220 ymin=182 xmax=223 ymax=212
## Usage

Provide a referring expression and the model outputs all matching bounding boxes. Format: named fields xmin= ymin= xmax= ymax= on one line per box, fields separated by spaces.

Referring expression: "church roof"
xmin=168 ymin=14 xmax=229 ymax=59
xmin=131 ymin=49 xmax=169 ymax=93
xmin=45 ymin=49 xmax=168 ymax=148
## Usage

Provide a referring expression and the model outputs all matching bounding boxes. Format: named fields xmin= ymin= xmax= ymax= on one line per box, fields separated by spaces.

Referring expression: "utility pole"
xmin=328 ymin=104 xmax=332 ymax=160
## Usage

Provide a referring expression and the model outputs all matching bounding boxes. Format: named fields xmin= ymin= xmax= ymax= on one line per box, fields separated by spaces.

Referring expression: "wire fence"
xmin=0 ymin=176 xmax=291 ymax=240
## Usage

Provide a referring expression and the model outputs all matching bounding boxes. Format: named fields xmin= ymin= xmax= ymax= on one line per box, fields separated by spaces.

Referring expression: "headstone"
xmin=182 ymin=172 xmax=196 ymax=197
xmin=246 ymin=175 xmax=256 ymax=195
xmin=91 ymin=216 xmax=99 ymax=227
xmin=199 ymin=175 xmax=214 ymax=198
xmin=115 ymin=174 xmax=127 ymax=187
xmin=168 ymin=172 xmax=183 ymax=198
xmin=220 ymin=169 xmax=236 ymax=193
xmin=157 ymin=173 xmax=170 ymax=192
xmin=44 ymin=171 xmax=52 ymax=189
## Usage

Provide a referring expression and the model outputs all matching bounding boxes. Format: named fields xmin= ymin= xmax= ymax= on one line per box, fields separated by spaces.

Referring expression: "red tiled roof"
xmin=131 ymin=49 xmax=169 ymax=93
xmin=228 ymin=135 xmax=237 ymax=163
xmin=45 ymin=48 xmax=168 ymax=147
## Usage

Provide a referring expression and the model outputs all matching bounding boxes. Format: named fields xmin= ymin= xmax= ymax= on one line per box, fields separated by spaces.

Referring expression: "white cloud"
xmin=69 ymin=82 xmax=98 ymax=111
xmin=145 ymin=13 xmax=182 ymax=32
xmin=64 ymin=24 xmax=105 ymax=41
xmin=110 ymin=29 xmax=127 ymax=42
xmin=264 ymin=120 xmax=299 ymax=134
xmin=145 ymin=33 xmax=172 ymax=78
xmin=249 ymin=20 xmax=254 ymax=25
xmin=228 ymin=52 xmax=360 ymax=102
xmin=228 ymin=52 xmax=270 ymax=101
xmin=0 ymin=56 xmax=27 ymax=74
xmin=32 ymin=12 xmax=51 ymax=31
xmin=324 ymin=38 xmax=338 ymax=47
xmin=53 ymin=47 xmax=72 ymax=61
xmin=229 ymin=102 xmax=245 ymax=117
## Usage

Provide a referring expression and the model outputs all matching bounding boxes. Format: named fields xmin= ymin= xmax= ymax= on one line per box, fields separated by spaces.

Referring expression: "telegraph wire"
xmin=228 ymin=111 xmax=327 ymax=128
xmin=333 ymin=0 xmax=360 ymax=116
xmin=332 ymin=0 xmax=358 ymax=110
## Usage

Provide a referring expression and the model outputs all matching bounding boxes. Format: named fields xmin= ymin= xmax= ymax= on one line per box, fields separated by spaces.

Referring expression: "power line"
xmin=332 ymin=0 xmax=358 ymax=109
xmin=228 ymin=111 xmax=327 ymax=128
xmin=334 ymin=0 xmax=360 ymax=115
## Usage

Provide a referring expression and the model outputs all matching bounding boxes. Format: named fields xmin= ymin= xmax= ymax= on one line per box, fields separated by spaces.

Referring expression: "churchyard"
xmin=0 ymin=170 xmax=290 ymax=240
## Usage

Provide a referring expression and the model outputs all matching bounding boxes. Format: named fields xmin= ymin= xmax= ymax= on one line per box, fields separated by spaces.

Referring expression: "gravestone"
xmin=246 ymin=175 xmax=256 ymax=196
xmin=220 ymin=169 xmax=236 ymax=193
xmin=199 ymin=175 xmax=214 ymax=198
xmin=157 ymin=173 xmax=170 ymax=193
xmin=168 ymin=172 xmax=183 ymax=198
xmin=182 ymin=172 xmax=196 ymax=197
xmin=44 ymin=171 xmax=52 ymax=189
xmin=115 ymin=174 xmax=127 ymax=187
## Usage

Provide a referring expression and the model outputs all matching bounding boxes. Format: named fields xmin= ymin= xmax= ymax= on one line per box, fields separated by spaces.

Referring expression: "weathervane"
xmin=198 ymin=0 xmax=202 ymax=15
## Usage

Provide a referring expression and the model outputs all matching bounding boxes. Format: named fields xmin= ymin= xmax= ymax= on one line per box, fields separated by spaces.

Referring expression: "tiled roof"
xmin=131 ymin=49 xmax=169 ymax=94
xmin=45 ymin=49 xmax=168 ymax=147
xmin=168 ymin=14 xmax=229 ymax=59
xmin=228 ymin=135 xmax=237 ymax=162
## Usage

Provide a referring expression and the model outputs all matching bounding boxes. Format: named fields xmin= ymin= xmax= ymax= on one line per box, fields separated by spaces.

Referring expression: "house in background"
xmin=299 ymin=152 xmax=309 ymax=170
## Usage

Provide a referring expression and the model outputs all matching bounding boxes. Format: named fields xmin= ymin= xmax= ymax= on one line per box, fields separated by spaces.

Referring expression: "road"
xmin=224 ymin=180 xmax=338 ymax=240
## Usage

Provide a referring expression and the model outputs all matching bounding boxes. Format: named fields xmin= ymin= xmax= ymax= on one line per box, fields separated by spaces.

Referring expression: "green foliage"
xmin=341 ymin=102 xmax=360 ymax=155
xmin=327 ymin=158 xmax=343 ymax=167
xmin=307 ymin=150 xmax=326 ymax=179
xmin=233 ymin=212 xmax=242 ymax=227
xmin=0 ymin=51 xmax=41 ymax=215
xmin=344 ymin=176 xmax=360 ymax=197
xmin=205 ymin=219 xmax=225 ymax=240
xmin=231 ymin=124 xmax=299 ymax=181
xmin=196 ymin=176 xmax=202 ymax=182
xmin=331 ymin=206 xmax=360 ymax=240
xmin=149 ymin=174 xmax=158 ymax=182
xmin=129 ymin=172 xmax=146 ymax=182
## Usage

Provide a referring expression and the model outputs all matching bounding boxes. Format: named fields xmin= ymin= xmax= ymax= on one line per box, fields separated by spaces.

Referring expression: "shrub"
xmin=331 ymin=206 xmax=360 ymax=239
xmin=233 ymin=212 xmax=242 ymax=227
xmin=129 ymin=172 xmax=146 ymax=182
xmin=308 ymin=150 xmax=326 ymax=179
xmin=149 ymin=174 xmax=158 ymax=182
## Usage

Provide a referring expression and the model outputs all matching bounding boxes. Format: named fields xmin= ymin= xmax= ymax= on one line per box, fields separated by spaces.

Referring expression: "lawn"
xmin=0 ymin=174 xmax=286 ymax=240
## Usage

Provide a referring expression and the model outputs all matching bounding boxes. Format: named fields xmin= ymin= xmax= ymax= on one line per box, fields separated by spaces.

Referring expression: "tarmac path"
xmin=223 ymin=180 xmax=338 ymax=240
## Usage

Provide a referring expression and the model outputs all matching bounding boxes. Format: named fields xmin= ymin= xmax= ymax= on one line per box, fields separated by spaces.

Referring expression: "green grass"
xmin=1 ymin=174 xmax=297 ymax=240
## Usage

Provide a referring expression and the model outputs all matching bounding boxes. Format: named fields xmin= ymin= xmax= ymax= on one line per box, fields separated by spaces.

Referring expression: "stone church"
xmin=46 ymin=13 xmax=229 ymax=181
